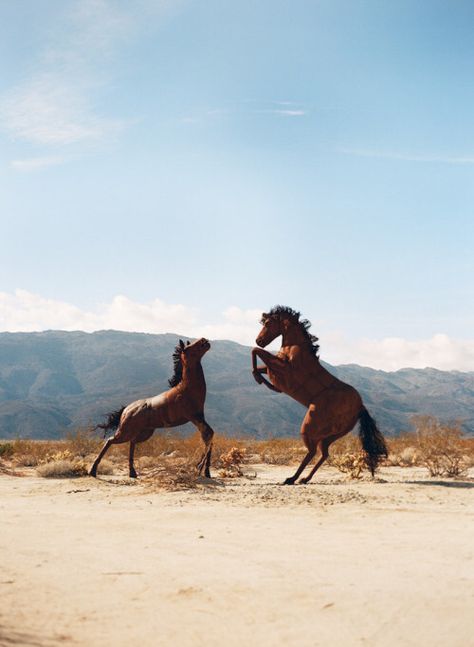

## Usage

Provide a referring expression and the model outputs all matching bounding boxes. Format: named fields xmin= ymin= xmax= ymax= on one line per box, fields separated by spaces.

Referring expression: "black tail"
xmin=94 ymin=407 xmax=125 ymax=436
xmin=358 ymin=407 xmax=388 ymax=476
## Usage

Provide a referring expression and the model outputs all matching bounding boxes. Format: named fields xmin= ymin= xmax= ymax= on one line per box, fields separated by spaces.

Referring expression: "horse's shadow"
xmin=406 ymin=479 xmax=474 ymax=489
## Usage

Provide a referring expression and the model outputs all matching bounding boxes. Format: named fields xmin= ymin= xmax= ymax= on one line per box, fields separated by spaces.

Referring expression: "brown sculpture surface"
xmin=252 ymin=306 xmax=387 ymax=484
xmin=89 ymin=338 xmax=214 ymax=478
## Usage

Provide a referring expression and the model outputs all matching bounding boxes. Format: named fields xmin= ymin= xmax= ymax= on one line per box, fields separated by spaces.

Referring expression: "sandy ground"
xmin=1 ymin=464 xmax=473 ymax=647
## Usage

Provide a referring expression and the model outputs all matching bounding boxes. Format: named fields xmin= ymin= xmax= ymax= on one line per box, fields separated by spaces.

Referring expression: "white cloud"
xmin=0 ymin=290 xmax=473 ymax=372
xmin=322 ymin=331 xmax=474 ymax=372
xmin=338 ymin=147 xmax=474 ymax=164
xmin=0 ymin=290 xmax=197 ymax=336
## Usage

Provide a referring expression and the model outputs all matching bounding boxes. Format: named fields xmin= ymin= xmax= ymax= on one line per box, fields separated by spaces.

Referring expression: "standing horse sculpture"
xmin=89 ymin=338 xmax=214 ymax=478
xmin=252 ymin=306 xmax=387 ymax=484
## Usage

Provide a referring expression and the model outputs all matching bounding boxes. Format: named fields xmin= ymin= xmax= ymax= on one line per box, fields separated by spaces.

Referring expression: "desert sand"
xmin=1 ymin=465 xmax=473 ymax=647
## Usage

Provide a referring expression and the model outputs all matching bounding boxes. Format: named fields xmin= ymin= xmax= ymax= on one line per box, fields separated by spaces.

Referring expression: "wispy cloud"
xmin=0 ymin=0 xmax=142 ymax=165
xmin=10 ymin=156 xmax=65 ymax=172
xmin=1 ymin=74 xmax=125 ymax=147
xmin=1 ymin=290 xmax=473 ymax=371
xmin=248 ymin=100 xmax=308 ymax=117
xmin=338 ymin=147 xmax=474 ymax=164
xmin=272 ymin=109 xmax=306 ymax=117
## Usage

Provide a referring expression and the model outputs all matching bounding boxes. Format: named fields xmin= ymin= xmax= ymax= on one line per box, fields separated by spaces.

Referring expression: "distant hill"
xmin=0 ymin=331 xmax=473 ymax=439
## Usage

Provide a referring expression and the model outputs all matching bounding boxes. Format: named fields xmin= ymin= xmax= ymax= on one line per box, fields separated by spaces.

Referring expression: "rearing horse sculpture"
xmin=89 ymin=338 xmax=215 ymax=478
xmin=252 ymin=306 xmax=387 ymax=484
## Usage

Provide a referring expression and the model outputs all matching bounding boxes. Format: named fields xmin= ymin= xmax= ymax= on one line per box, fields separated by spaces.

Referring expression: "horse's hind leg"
xmin=129 ymin=429 xmax=155 ymax=478
xmin=89 ymin=437 xmax=115 ymax=477
xmin=129 ymin=441 xmax=137 ymax=478
xmin=283 ymin=407 xmax=318 ymax=485
xmin=299 ymin=429 xmax=347 ymax=484
xmin=299 ymin=437 xmax=332 ymax=484
xmin=194 ymin=419 xmax=214 ymax=478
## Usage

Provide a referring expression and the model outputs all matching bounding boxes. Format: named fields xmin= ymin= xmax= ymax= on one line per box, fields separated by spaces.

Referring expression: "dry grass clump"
xmin=37 ymin=459 xmax=88 ymax=478
xmin=250 ymin=438 xmax=305 ymax=465
xmin=143 ymin=456 xmax=200 ymax=490
xmin=0 ymin=442 xmax=15 ymax=459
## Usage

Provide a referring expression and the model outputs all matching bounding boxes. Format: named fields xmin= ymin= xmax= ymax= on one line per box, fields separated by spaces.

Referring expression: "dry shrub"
xmin=37 ymin=459 xmax=88 ymax=478
xmin=218 ymin=447 xmax=246 ymax=477
xmin=411 ymin=416 xmax=471 ymax=477
xmin=144 ymin=456 xmax=199 ymax=490
xmin=326 ymin=434 xmax=366 ymax=478
xmin=330 ymin=452 xmax=366 ymax=479
xmin=0 ymin=442 xmax=15 ymax=459
xmin=14 ymin=453 xmax=39 ymax=467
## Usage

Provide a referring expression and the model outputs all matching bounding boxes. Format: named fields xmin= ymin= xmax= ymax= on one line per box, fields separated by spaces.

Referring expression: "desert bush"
xmin=218 ymin=446 xmax=246 ymax=477
xmin=0 ymin=442 xmax=14 ymax=459
xmin=15 ymin=453 xmax=40 ymax=467
xmin=37 ymin=459 xmax=88 ymax=478
xmin=330 ymin=452 xmax=366 ymax=479
xmin=143 ymin=456 xmax=199 ymax=490
xmin=387 ymin=445 xmax=418 ymax=467
xmin=411 ymin=416 xmax=470 ymax=477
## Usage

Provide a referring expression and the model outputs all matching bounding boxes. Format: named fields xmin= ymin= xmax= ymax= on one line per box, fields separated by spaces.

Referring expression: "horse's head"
xmin=256 ymin=312 xmax=283 ymax=347
xmin=179 ymin=337 xmax=211 ymax=362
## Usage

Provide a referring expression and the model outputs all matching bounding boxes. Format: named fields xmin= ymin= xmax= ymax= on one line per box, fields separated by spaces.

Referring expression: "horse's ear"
xmin=186 ymin=340 xmax=190 ymax=346
xmin=179 ymin=339 xmax=185 ymax=350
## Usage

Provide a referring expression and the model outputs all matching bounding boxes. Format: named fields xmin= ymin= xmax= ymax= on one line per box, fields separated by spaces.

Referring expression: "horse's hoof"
xmin=89 ymin=470 xmax=97 ymax=478
xmin=282 ymin=478 xmax=296 ymax=486
xmin=299 ymin=478 xmax=309 ymax=485
xmin=129 ymin=473 xmax=138 ymax=479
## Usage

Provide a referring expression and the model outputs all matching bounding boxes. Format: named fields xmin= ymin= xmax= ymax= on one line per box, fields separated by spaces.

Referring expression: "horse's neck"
xmin=281 ymin=323 xmax=309 ymax=348
xmin=181 ymin=362 xmax=205 ymax=388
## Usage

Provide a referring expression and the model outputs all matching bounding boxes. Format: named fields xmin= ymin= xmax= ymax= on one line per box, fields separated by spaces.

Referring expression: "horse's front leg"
xmin=251 ymin=348 xmax=285 ymax=392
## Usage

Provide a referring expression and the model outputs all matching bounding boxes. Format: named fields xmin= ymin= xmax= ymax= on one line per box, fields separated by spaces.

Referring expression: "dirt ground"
xmin=1 ymin=465 xmax=473 ymax=647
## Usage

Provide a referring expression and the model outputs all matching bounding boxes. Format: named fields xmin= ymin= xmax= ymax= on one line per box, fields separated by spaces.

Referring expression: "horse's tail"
xmin=94 ymin=406 xmax=125 ymax=437
xmin=358 ymin=407 xmax=388 ymax=476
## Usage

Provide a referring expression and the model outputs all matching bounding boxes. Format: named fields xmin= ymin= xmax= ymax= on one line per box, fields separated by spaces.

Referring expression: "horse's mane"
xmin=168 ymin=343 xmax=184 ymax=387
xmin=261 ymin=305 xmax=320 ymax=357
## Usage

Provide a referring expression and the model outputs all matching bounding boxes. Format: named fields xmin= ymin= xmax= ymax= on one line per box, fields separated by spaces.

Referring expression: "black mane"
xmin=261 ymin=305 xmax=320 ymax=357
xmin=168 ymin=344 xmax=184 ymax=387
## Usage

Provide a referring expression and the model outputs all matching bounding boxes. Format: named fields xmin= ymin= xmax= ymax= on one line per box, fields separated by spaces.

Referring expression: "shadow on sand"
xmin=407 ymin=479 xmax=474 ymax=489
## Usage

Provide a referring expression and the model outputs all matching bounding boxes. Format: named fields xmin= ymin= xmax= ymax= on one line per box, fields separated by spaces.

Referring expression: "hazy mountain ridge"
xmin=0 ymin=331 xmax=472 ymax=439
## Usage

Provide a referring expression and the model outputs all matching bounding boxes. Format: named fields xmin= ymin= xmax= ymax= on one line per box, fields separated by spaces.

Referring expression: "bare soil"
xmin=1 ymin=465 xmax=473 ymax=646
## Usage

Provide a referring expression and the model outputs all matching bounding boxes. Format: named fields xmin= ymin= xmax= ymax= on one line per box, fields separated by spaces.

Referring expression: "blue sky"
xmin=1 ymin=0 xmax=473 ymax=370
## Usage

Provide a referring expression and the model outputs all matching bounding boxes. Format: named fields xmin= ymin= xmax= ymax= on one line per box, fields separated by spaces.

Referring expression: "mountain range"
xmin=0 ymin=330 xmax=473 ymax=439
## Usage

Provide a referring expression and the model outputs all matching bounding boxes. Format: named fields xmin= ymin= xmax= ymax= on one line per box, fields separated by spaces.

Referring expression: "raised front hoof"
xmin=282 ymin=477 xmax=296 ymax=486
